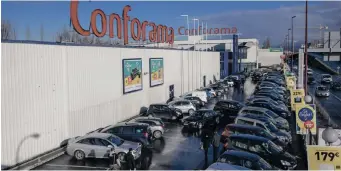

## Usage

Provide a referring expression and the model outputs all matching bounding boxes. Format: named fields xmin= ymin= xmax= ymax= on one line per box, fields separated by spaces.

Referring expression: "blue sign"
xmin=298 ymin=107 xmax=314 ymax=122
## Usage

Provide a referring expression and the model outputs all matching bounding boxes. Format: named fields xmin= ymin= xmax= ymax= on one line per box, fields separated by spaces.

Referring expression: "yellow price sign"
xmin=290 ymin=89 xmax=305 ymax=110
xmin=307 ymin=145 xmax=341 ymax=170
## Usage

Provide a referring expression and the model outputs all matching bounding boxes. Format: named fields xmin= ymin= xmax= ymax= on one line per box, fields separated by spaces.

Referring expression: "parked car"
xmin=331 ymin=81 xmax=341 ymax=90
xmin=234 ymin=116 xmax=291 ymax=144
xmin=180 ymin=91 xmax=208 ymax=104
xmin=213 ymin=100 xmax=245 ymax=123
xmin=238 ymin=106 xmax=289 ymax=131
xmin=217 ymin=150 xmax=275 ymax=170
xmin=246 ymin=97 xmax=287 ymax=111
xmin=262 ymin=78 xmax=285 ymax=87
xmin=128 ymin=117 xmax=165 ymax=139
xmin=307 ymin=76 xmax=316 ymax=85
xmin=168 ymin=100 xmax=196 ymax=115
xmin=206 ymin=163 xmax=250 ymax=170
xmin=66 ymin=133 xmax=142 ymax=161
xmin=258 ymin=81 xmax=286 ymax=89
xmin=321 ymin=74 xmax=333 ymax=84
xmin=183 ymin=96 xmax=204 ymax=109
xmin=182 ymin=109 xmax=221 ymax=129
xmin=307 ymin=68 xmax=313 ymax=75
xmin=222 ymin=124 xmax=287 ymax=148
xmin=315 ymin=85 xmax=330 ymax=97
xmin=200 ymin=87 xmax=217 ymax=97
xmin=255 ymin=84 xmax=287 ymax=93
xmin=254 ymin=89 xmax=287 ymax=99
xmin=97 ymin=122 xmax=153 ymax=147
xmin=209 ymin=84 xmax=225 ymax=96
xmin=227 ymin=134 xmax=297 ymax=170
xmin=252 ymin=92 xmax=286 ymax=104
xmin=246 ymin=101 xmax=290 ymax=118
xmin=144 ymin=103 xmax=183 ymax=121
xmin=223 ymin=78 xmax=235 ymax=87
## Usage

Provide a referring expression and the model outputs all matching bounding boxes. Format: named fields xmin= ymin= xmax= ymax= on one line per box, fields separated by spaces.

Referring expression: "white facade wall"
xmin=257 ymin=49 xmax=282 ymax=66
xmin=1 ymin=42 xmax=219 ymax=165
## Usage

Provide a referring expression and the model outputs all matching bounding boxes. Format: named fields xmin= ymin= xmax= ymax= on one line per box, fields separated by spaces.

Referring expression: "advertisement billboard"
xmin=318 ymin=128 xmax=341 ymax=146
xmin=122 ymin=58 xmax=142 ymax=94
xmin=307 ymin=145 xmax=341 ymax=170
xmin=149 ymin=58 xmax=164 ymax=87
xmin=295 ymin=104 xmax=317 ymax=135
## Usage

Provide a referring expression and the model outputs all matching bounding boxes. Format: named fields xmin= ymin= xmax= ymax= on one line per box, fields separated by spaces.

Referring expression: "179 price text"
xmin=315 ymin=151 xmax=339 ymax=161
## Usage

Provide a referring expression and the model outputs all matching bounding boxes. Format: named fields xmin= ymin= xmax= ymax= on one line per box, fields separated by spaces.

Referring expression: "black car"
xmin=331 ymin=81 xmax=341 ymax=90
xmin=252 ymin=72 xmax=263 ymax=82
xmin=254 ymin=89 xmax=287 ymax=98
xmin=246 ymin=101 xmax=290 ymax=118
xmin=145 ymin=103 xmax=183 ymax=121
xmin=182 ymin=109 xmax=221 ymax=129
xmin=131 ymin=68 xmax=141 ymax=80
xmin=228 ymin=134 xmax=297 ymax=170
xmin=223 ymin=124 xmax=287 ymax=149
xmin=218 ymin=150 xmax=275 ymax=170
xmin=213 ymin=100 xmax=245 ymax=123
xmin=209 ymin=84 xmax=226 ymax=95
xmin=262 ymin=78 xmax=285 ymax=87
xmin=98 ymin=122 xmax=153 ymax=147
xmin=307 ymin=76 xmax=316 ymax=85
xmin=183 ymin=96 xmax=204 ymax=109
xmin=253 ymin=92 xmax=286 ymax=103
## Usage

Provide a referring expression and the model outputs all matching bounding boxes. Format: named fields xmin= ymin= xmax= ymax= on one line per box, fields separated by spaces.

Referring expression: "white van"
xmin=180 ymin=91 xmax=208 ymax=104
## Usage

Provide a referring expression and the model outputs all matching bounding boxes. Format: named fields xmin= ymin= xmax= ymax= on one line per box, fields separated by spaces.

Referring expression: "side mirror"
xmin=107 ymin=145 xmax=114 ymax=149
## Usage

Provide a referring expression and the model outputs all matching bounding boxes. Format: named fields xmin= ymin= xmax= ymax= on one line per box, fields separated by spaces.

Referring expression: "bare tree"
xmin=26 ymin=25 xmax=31 ymax=40
xmin=40 ymin=24 xmax=44 ymax=41
xmin=1 ymin=20 xmax=16 ymax=40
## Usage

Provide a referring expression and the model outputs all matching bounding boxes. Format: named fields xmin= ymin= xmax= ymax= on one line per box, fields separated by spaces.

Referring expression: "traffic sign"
xmin=298 ymin=107 xmax=314 ymax=122
xmin=304 ymin=120 xmax=315 ymax=129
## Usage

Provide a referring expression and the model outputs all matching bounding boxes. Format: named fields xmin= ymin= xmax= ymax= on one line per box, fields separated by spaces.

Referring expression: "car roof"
xmin=230 ymin=134 xmax=269 ymax=142
xmin=169 ymin=99 xmax=191 ymax=103
xmin=321 ymin=74 xmax=331 ymax=76
xmin=206 ymin=163 xmax=250 ymax=170
xmin=236 ymin=116 xmax=268 ymax=124
xmin=83 ymin=132 xmax=112 ymax=139
xmin=227 ymin=124 xmax=263 ymax=131
xmin=222 ymin=150 xmax=260 ymax=161
xmin=197 ymin=109 xmax=214 ymax=112
xmin=240 ymin=114 xmax=271 ymax=121
xmin=134 ymin=116 xmax=162 ymax=121
xmin=241 ymin=106 xmax=267 ymax=112
xmin=150 ymin=103 xmax=168 ymax=106
xmin=218 ymin=100 xmax=241 ymax=104
xmin=114 ymin=122 xmax=149 ymax=127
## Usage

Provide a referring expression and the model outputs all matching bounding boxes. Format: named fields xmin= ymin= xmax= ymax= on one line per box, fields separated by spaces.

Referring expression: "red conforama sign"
xmin=304 ymin=120 xmax=315 ymax=129
xmin=70 ymin=0 xmax=174 ymax=45
xmin=178 ymin=26 xmax=237 ymax=36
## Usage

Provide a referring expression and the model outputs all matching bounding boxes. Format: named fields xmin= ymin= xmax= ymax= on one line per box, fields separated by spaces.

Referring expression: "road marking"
xmin=330 ymin=92 xmax=341 ymax=102
xmin=45 ymin=164 xmax=109 ymax=169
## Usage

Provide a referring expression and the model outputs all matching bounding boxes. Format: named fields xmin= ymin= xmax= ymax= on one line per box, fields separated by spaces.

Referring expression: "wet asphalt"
xmin=34 ymin=80 xmax=255 ymax=170
xmin=307 ymin=67 xmax=341 ymax=127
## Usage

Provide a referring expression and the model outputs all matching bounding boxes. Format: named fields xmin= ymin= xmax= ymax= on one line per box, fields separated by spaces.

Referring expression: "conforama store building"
xmin=146 ymin=34 xmax=259 ymax=78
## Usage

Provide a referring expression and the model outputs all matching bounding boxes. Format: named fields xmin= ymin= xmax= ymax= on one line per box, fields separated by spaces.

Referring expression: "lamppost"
xmin=291 ymin=16 xmax=296 ymax=71
xmin=322 ymin=126 xmax=339 ymax=146
xmin=15 ymin=133 xmax=40 ymax=165
xmin=180 ymin=15 xmax=190 ymax=46
xmin=288 ymin=29 xmax=291 ymax=54
xmin=304 ymin=0 xmax=308 ymax=95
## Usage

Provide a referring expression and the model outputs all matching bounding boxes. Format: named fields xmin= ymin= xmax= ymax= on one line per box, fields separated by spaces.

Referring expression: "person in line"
xmin=220 ymin=126 xmax=230 ymax=155
xmin=125 ymin=148 xmax=136 ymax=170
xmin=212 ymin=128 xmax=221 ymax=162
xmin=201 ymin=125 xmax=212 ymax=168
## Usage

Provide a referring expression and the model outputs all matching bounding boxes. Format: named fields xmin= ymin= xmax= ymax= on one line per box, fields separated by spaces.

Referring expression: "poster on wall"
xmin=122 ymin=58 xmax=142 ymax=94
xmin=149 ymin=58 xmax=164 ymax=87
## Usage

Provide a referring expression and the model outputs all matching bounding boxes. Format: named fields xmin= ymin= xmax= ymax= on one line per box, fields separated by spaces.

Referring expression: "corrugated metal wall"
xmin=1 ymin=42 xmax=220 ymax=165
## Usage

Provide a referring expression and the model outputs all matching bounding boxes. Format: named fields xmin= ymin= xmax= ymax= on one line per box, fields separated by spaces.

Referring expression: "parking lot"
xmin=34 ymin=79 xmax=255 ymax=170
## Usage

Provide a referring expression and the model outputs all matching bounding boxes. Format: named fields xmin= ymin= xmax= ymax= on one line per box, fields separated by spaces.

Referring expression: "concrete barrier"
xmin=314 ymin=98 xmax=339 ymax=128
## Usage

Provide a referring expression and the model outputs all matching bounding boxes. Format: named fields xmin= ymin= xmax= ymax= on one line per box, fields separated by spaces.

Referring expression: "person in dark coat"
xmin=125 ymin=148 xmax=136 ymax=170
xmin=201 ymin=125 xmax=212 ymax=168
xmin=212 ymin=129 xmax=221 ymax=162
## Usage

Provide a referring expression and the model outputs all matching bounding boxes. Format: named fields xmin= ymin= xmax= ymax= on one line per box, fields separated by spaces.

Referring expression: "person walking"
xmin=125 ymin=148 xmax=136 ymax=170
xmin=212 ymin=129 xmax=221 ymax=162
xmin=201 ymin=126 xmax=212 ymax=168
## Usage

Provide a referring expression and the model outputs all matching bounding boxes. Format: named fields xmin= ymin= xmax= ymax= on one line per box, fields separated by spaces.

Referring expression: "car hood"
xmin=281 ymin=151 xmax=297 ymax=163
xmin=120 ymin=140 xmax=140 ymax=149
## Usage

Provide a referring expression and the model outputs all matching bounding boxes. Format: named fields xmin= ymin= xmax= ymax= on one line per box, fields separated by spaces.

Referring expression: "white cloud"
xmin=200 ymin=1 xmax=341 ymax=45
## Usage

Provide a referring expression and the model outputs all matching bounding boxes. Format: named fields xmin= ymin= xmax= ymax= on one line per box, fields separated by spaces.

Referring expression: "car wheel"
xmin=198 ymin=122 xmax=203 ymax=129
xmin=188 ymin=109 xmax=195 ymax=115
xmin=216 ymin=117 xmax=220 ymax=124
xmin=74 ymin=150 xmax=85 ymax=160
xmin=117 ymin=152 xmax=126 ymax=162
xmin=153 ymin=130 xmax=162 ymax=139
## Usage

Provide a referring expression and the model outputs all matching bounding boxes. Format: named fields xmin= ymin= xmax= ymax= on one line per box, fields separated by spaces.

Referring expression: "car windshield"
xmin=108 ymin=136 xmax=124 ymax=146
xmin=259 ymin=158 xmax=273 ymax=170
xmin=317 ymin=87 xmax=327 ymax=91
xmin=265 ymin=122 xmax=279 ymax=132
xmin=193 ymin=111 xmax=206 ymax=117
xmin=268 ymin=141 xmax=283 ymax=153
xmin=323 ymin=75 xmax=331 ymax=78
xmin=265 ymin=110 xmax=279 ymax=118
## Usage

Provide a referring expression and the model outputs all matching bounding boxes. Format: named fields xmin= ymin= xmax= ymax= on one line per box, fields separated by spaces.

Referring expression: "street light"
xmin=180 ymin=15 xmax=190 ymax=46
xmin=288 ymin=28 xmax=291 ymax=54
xmin=15 ymin=133 xmax=40 ymax=165
xmin=304 ymin=0 xmax=308 ymax=95
xmin=291 ymin=16 xmax=296 ymax=71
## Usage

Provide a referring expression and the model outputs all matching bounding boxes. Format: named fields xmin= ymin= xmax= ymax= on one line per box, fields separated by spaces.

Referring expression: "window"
xmin=249 ymin=142 xmax=266 ymax=154
xmin=107 ymin=127 xmax=121 ymax=134
xmin=99 ymin=139 xmax=111 ymax=146
xmin=218 ymin=154 xmax=242 ymax=166
xmin=256 ymin=123 xmax=266 ymax=130
xmin=233 ymin=140 xmax=248 ymax=150
xmin=182 ymin=101 xmax=190 ymax=105
xmin=107 ymin=136 xmax=124 ymax=146
xmin=160 ymin=105 xmax=170 ymax=111
xmin=122 ymin=127 xmax=134 ymax=134
xmin=236 ymin=119 xmax=253 ymax=125
xmin=203 ymin=112 xmax=211 ymax=118
xmin=77 ymin=138 xmax=92 ymax=145
xmin=135 ymin=127 xmax=146 ymax=133
xmin=173 ymin=102 xmax=181 ymax=106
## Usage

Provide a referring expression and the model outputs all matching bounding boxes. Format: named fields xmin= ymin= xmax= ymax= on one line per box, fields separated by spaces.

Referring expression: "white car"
xmin=321 ymin=74 xmax=333 ymax=83
xmin=307 ymin=68 xmax=313 ymax=75
xmin=168 ymin=100 xmax=196 ymax=115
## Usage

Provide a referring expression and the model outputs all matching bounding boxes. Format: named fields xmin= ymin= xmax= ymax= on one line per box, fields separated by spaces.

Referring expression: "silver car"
xmin=168 ymin=100 xmax=196 ymax=115
xmin=315 ymin=85 xmax=330 ymax=97
xmin=66 ymin=133 xmax=142 ymax=161
xmin=129 ymin=117 xmax=165 ymax=139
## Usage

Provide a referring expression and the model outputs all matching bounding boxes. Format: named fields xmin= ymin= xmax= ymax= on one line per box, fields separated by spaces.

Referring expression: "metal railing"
xmin=308 ymin=38 xmax=341 ymax=49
